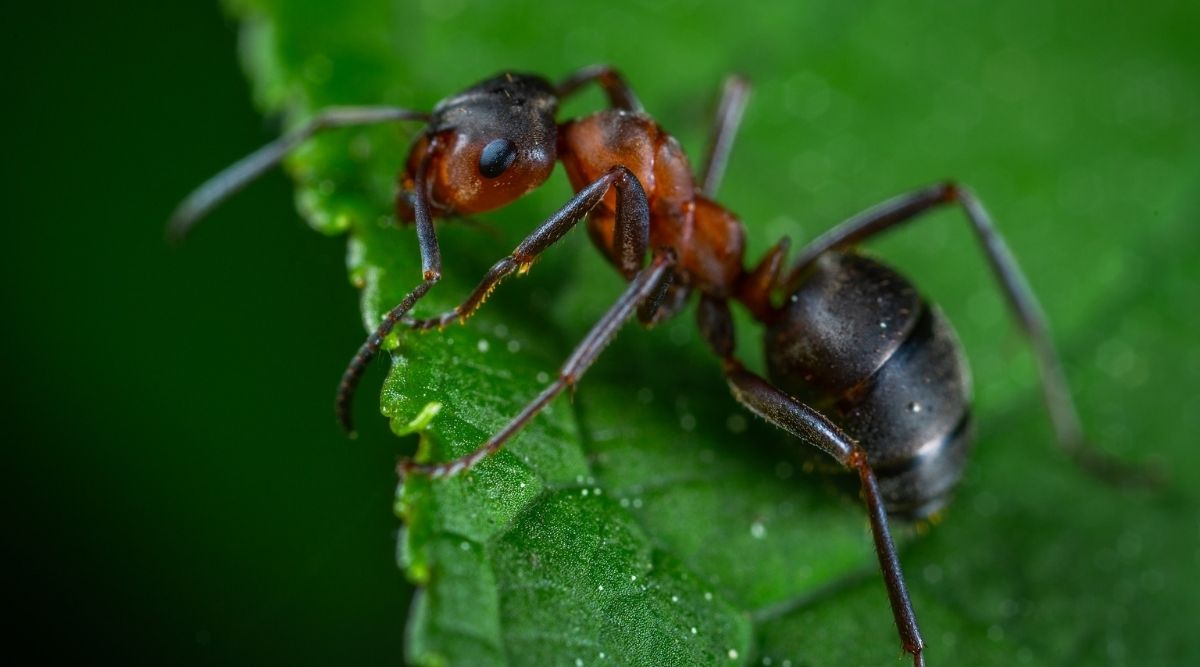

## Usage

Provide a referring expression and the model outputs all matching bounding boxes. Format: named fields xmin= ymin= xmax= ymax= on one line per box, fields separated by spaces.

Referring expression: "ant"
xmin=171 ymin=66 xmax=1156 ymax=666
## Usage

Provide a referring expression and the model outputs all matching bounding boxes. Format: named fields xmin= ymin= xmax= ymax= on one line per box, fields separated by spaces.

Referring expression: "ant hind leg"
xmin=696 ymin=295 xmax=926 ymax=667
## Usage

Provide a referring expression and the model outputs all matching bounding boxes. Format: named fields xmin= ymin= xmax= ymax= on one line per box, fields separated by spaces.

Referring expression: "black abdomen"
xmin=765 ymin=251 xmax=973 ymax=519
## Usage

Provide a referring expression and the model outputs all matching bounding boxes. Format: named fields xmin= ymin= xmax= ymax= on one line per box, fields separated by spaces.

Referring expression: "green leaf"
xmin=226 ymin=0 xmax=1200 ymax=665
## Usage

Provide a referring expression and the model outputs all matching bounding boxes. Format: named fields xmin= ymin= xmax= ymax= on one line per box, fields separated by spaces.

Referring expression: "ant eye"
xmin=478 ymin=138 xmax=518 ymax=178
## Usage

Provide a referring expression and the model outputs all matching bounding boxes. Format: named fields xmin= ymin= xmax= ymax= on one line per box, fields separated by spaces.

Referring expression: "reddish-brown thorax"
xmin=558 ymin=110 xmax=756 ymax=307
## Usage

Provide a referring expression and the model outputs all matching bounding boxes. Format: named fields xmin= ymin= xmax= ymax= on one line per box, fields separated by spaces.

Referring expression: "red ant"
xmin=171 ymin=66 xmax=1155 ymax=666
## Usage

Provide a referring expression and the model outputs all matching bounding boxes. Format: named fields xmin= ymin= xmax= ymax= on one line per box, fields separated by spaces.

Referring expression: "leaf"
xmin=226 ymin=0 xmax=1200 ymax=665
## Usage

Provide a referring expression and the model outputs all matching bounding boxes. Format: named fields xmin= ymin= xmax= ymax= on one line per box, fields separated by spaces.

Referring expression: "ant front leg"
xmin=695 ymin=296 xmax=926 ymax=667
xmin=337 ymin=150 xmax=444 ymax=434
xmin=401 ymin=248 xmax=675 ymax=477
xmin=699 ymin=74 xmax=751 ymax=198
xmin=556 ymin=65 xmax=643 ymax=112
xmin=781 ymin=182 xmax=1160 ymax=487
xmin=338 ymin=165 xmax=652 ymax=433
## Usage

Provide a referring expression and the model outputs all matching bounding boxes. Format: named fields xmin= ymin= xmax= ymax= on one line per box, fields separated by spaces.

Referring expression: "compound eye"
xmin=478 ymin=138 xmax=518 ymax=178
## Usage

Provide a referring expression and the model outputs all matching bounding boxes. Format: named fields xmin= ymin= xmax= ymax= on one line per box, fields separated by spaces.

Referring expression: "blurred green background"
xmin=8 ymin=0 xmax=1198 ymax=665
xmin=10 ymin=1 xmax=409 ymax=663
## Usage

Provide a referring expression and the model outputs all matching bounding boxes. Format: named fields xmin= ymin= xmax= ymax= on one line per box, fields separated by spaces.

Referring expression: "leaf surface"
xmin=227 ymin=1 xmax=1200 ymax=664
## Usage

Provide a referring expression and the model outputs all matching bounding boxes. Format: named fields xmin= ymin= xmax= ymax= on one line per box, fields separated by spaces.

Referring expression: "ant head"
xmin=399 ymin=73 xmax=559 ymax=220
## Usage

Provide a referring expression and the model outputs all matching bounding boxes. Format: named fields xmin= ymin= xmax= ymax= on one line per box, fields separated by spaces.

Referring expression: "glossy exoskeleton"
xmin=171 ymin=66 xmax=1154 ymax=666
xmin=768 ymin=251 xmax=973 ymax=520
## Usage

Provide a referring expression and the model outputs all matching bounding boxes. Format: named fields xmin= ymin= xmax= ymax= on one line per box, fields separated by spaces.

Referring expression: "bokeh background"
xmin=8 ymin=0 xmax=1198 ymax=664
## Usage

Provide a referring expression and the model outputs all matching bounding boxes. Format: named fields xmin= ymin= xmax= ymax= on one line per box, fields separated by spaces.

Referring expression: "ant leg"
xmin=400 ymin=249 xmax=676 ymax=477
xmin=699 ymin=74 xmax=751 ymax=197
xmin=729 ymin=365 xmax=926 ymax=667
xmin=168 ymin=106 xmax=429 ymax=240
xmin=695 ymin=296 xmax=925 ymax=667
xmin=555 ymin=65 xmax=643 ymax=112
xmin=780 ymin=182 xmax=1159 ymax=486
xmin=336 ymin=165 xmax=652 ymax=434
xmin=735 ymin=237 xmax=790 ymax=322
xmin=337 ymin=153 xmax=443 ymax=434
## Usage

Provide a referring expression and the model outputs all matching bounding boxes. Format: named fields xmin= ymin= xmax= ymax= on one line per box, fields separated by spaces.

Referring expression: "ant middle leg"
xmin=695 ymin=295 xmax=926 ymax=667
xmin=400 ymin=248 xmax=676 ymax=477
xmin=336 ymin=165 xmax=653 ymax=434
xmin=699 ymin=74 xmax=751 ymax=198
xmin=780 ymin=182 xmax=1159 ymax=486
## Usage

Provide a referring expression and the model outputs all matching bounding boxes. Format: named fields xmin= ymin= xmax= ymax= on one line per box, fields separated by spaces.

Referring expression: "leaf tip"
xmin=393 ymin=400 xmax=443 ymax=436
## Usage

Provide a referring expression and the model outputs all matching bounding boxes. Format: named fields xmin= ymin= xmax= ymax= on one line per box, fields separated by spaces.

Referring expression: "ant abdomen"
xmin=765 ymin=251 xmax=973 ymax=518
